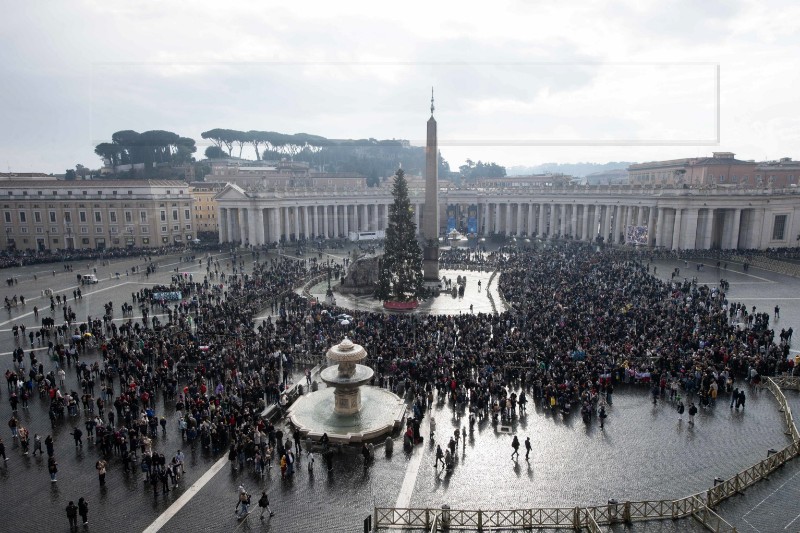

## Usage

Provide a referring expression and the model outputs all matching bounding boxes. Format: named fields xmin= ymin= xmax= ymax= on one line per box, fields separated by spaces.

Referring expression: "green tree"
xmin=65 ymin=169 xmax=76 ymax=180
xmin=375 ymin=168 xmax=424 ymax=302
xmin=205 ymin=146 xmax=226 ymax=159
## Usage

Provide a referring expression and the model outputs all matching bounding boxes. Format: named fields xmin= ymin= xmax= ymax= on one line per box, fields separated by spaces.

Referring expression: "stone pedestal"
xmin=334 ymin=387 xmax=362 ymax=415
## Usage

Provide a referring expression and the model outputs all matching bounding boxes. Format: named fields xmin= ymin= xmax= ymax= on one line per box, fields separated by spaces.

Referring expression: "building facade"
xmin=628 ymin=152 xmax=800 ymax=188
xmin=1 ymin=180 xmax=194 ymax=251
xmin=190 ymin=182 xmax=225 ymax=235
xmin=208 ymin=160 xmax=366 ymax=190
xmin=214 ymin=184 xmax=800 ymax=251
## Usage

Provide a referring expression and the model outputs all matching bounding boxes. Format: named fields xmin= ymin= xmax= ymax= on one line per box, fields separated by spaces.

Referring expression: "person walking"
xmin=236 ymin=485 xmax=251 ymax=519
xmin=32 ymin=433 xmax=43 ymax=456
xmin=511 ymin=435 xmax=520 ymax=460
xmin=599 ymin=406 xmax=607 ymax=429
xmin=688 ymin=402 xmax=698 ymax=425
xmin=435 ymin=444 xmax=444 ymax=469
xmin=677 ymin=401 xmax=685 ymax=422
xmin=66 ymin=501 xmax=78 ymax=530
xmin=78 ymin=497 xmax=88 ymax=525
xmin=71 ymin=427 xmax=83 ymax=449
xmin=48 ymin=456 xmax=58 ymax=482
xmin=258 ymin=490 xmax=275 ymax=520
xmin=524 ymin=437 xmax=532 ymax=460
xmin=0 ymin=437 xmax=7 ymax=463
xmin=96 ymin=459 xmax=107 ymax=487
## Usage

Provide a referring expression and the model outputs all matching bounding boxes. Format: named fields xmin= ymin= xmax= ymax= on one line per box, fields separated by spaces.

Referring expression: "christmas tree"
xmin=375 ymin=168 xmax=424 ymax=302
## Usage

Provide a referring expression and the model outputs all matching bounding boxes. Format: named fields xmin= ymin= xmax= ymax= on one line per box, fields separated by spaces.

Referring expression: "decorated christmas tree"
xmin=375 ymin=168 xmax=424 ymax=302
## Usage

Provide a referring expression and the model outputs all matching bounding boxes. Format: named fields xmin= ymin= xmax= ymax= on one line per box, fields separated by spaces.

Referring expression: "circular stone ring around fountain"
xmin=287 ymin=337 xmax=406 ymax=444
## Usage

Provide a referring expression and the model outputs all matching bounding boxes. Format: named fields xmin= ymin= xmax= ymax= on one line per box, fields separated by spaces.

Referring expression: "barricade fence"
xmin=374 ymin=376 xmax=800 ymax=532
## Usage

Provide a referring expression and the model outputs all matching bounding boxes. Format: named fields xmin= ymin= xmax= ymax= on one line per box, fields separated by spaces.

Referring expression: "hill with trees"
xmin=200 ymin=128 xmax=452 ymax=185
xmin=94 ymin=130 xmax=197 ymax=178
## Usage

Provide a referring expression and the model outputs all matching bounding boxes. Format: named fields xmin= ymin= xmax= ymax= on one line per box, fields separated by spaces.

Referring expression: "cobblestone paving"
xmin=1 ymin=250 xmax=799 ymax=532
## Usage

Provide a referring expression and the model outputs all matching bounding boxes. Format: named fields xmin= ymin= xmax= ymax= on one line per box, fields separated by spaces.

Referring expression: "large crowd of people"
xmin=1 ymin=240 xmax=796 ymax=526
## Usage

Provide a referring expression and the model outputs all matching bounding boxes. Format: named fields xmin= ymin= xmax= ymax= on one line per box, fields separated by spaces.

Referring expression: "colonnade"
xmin=216 ymin=186 xmax=797 ymax=251
xmin=219 ymin=202 xmax=427 ymax=245
xmin=479 ymin=202 xmax=761 ymax=249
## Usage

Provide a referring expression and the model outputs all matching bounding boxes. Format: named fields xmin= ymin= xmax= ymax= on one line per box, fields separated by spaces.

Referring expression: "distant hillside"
xmin=507 ymin=162 xmax=634 ymax=177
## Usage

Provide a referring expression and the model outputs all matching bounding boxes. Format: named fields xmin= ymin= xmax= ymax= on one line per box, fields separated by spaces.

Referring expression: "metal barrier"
xmin=374 ymin=376 xmax=800 ymax=532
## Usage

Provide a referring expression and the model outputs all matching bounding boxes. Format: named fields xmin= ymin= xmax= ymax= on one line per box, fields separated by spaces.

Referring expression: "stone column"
xmin=341 ymin=205 xmax=347 ymax=237
xmin=729 ymin=208 xmax=742 ymax=249
xmin=683 ymin=208 xmax=699 ymax=250
xmin=254 ymin=208 xmax=264 ymax=245
xmin=571 ymin=205 xmax=578 ymax=239
xmin=322 ymin=206 xmax=329 ymax=238
xmin=538 ymin=204 xmax=547 ymax=236
xmin=238 ymin=208 xmax=248 ymax=245
xmin=515 ymin=203 xmax=523 ymax=236
xmin=560 ymin=205 xmax=567 ymax=237
xmin=603 ymin=205 xmax=613 ymax=243
xmin=281 ymin=207 xmax=289 ymax=241
xmin=493 ymin=203 xmax=500 ymax=234
xmin=593 ymin=205 xmax=601 ymax=240
xmin=219 ymin=208 xmax=229 ymax=243
xmin=671 ymin=208 xmax=683 ymax=250
xmin=750 ymin=208 xmax=764 ymax=249
xmin=655 ymin=207 xmax=665 ymax=248
xmin=582 ymin=205 xmax=591 ymax=241
xmin=647 ymin=206 xmax=656 ymax=246
xmin=227 ymin=209 xmax=236 ymax=242
xmin=303 ymin=206 xmax=310 ymax=239
xmin=527 ymin=203 xmax=535 ymax=236
xmin=637 ymin=206 xmax=646 ymax=226
xmin=549 ymin=203 xmax=558 ymax=238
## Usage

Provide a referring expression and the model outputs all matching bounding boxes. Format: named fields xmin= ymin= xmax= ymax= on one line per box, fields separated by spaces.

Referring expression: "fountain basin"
xmin=288 ymin=386 xmax=406 ymax=444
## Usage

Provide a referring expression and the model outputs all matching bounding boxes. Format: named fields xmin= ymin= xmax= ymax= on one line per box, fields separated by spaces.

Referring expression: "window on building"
xmin=79 ymin=211 xmax=86 ymax=223
xmin=94 ymin=212 xmax=101 ymax=223
xmin=141 ymin=226 xmax=149 ymax=234
xmin=161 ymin=226 xmax=167 ymax=233
xmin=160 ymin=211 xmax=166 ymax=222
xmin=49 ymin=211 xmax=56 ymax=223
xmin=3 ymin=212 xmax=10 ymax=223
xmin=82 ymin=191 xmax=87 ymax=195
xmin=34 ymin=212 xmax=41 ymax=223
xmin=96 ymin=227 xmax=103 ymax=234
xmin=19 ymin=212 xmax=26 ymax=223
xmin=140 ymin=211 xmax=147 ymax=223
xmin=172 ymin=210 xmax=178 ymax=221
xmin=37 ymin=191 xmax=42 ymax=196
xmin=80 ymin=227 xmax=88 ymax=234
xmin=110 ymin=211 xmax=117 ymax=223
xmin=184 ymin=209 xmax=190 ymax=220
xmin=125 ymin=211 xmax=132 ymax=223
xmin=64 ymin=212 xmax=71 ymax=223
xmin=772 ymin=215 xmax=787 ymax=240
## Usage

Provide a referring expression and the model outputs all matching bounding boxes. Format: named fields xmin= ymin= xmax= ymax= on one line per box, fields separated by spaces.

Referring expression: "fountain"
xmin=320 ymin=337 xmax=373 ymax=415
xmin=287 ymin=338 xmax=405 ymax=444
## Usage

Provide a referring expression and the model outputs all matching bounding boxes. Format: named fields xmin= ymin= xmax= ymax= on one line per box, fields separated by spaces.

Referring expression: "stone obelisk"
xmin=422 ymin=88 xmax=440 ymax=283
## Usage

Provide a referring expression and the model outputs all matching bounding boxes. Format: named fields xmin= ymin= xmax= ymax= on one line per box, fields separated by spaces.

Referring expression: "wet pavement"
xmin=0 ymin=249 xmax=798 ymax=532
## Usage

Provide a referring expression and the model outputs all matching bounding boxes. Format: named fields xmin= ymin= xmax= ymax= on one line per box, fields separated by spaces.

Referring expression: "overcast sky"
xmin=2 ymin=0 xmax=799 ymax=174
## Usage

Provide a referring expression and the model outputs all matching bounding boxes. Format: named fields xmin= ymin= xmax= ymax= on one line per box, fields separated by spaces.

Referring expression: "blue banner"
xmin=447 ymin=216 xmax=456 ymax=232
xmin=467 ymin=216 xmax=477 ymax=234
